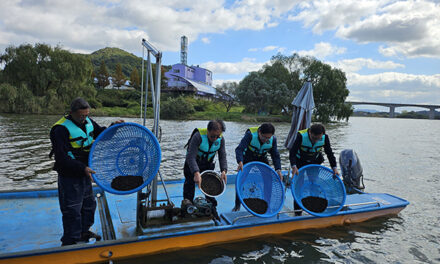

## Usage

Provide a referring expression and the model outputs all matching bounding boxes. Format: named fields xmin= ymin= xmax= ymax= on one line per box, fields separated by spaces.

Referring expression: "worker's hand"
xmin=291 ymin=166 xmax=299 ymax=176
xmin=277 ymin=169 xmax=283 ymax=182
xmin=221 ymin=171 xmax=227 ymax=183
xmin=110 ymin=120 xmax=125 ymax=127
xmin=332 ymin=167 xmax=339 ymax=176
xmin=237 ymin=161 xmax=243 ymax=172
xmin=85 ymin=167 xmax=96 ymax=182
xmin=193 ymin=171 xmax=201 ymax=188
xmin=110 ymin=119 xmax=125 ymax=126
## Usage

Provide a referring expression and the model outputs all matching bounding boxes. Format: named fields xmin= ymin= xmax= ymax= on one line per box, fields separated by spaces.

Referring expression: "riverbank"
xmin=90 ymin=107 xmax=291 ymax=123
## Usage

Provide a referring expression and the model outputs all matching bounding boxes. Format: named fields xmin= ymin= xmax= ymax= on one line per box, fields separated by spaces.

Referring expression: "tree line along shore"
xmin=1 ymin=43 xmax=354 ymax=123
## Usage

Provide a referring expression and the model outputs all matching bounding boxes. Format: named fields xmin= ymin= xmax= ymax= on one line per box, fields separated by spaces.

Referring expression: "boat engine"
xmin=181 ymin=197 xmax=213 ymax=218
xmin=193 ymin=197 xmax=213 ymax=216
xmin=339 ymin=149 xmax=365 ymax=193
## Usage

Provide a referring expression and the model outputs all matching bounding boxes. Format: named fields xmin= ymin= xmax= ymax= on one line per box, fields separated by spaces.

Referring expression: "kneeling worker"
xmin=234 ymin=123 xmax=283 ymax=211
xmin=183 ymin=120 xmax=227 ymax=219
xmin=289 ymin=123 xmax=338 ymax=215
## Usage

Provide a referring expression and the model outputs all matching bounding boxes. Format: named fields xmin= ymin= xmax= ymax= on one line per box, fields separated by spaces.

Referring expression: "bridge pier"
xmin=389 ymin=106 xmax=395 ymax=118
xmin=428 ymin=107 xmax=436 ymax=120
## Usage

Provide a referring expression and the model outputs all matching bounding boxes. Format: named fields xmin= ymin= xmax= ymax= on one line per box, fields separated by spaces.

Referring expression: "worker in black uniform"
xmin=233 ymin=123 xmax=283 ymax=211
xmin=183 ymin=120 xmax=227 ymax=220
xmin=50 ymin=97 xmax=123 ymax=246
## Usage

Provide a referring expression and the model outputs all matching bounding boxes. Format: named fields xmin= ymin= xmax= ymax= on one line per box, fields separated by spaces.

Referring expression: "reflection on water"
xmin=118 ymin=216 xmax=404 ymax=264
xmin=1 ymin=114 xmax=439 ymax=263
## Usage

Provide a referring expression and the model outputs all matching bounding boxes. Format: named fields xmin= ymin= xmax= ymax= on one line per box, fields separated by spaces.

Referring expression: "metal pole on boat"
xmin=149 ymin=60 xmax=155 ymax=112
xmin=140 ymin=43 xmax=145 ymax=119
xmin=150 ymin=60 xmax=156 ymax=120
xmin=150 ymin=52 xmax=162 ymax=206
xmin=143 ymin=52 xmax=151 ymax=126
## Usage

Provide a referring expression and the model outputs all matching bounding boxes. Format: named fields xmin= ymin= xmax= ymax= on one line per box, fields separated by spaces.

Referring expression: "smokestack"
xmin=180 ymin=36 xmax=188 ymax=65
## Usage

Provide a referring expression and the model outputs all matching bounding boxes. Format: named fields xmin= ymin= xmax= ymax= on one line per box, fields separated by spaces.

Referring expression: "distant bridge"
xmin=346 ymin=101 xmax=440 ymax=119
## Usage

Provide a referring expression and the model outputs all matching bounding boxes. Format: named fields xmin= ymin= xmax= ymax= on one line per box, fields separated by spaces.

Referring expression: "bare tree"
xmin=216 ymin=81 xmax=238 ymax=112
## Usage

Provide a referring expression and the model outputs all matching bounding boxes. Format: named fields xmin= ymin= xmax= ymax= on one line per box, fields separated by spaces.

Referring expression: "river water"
xmin=0 ymin=114 xmax=439 ymax=263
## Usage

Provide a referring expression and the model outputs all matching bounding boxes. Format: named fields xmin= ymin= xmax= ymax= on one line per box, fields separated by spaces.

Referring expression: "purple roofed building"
xmin=164 ymin=36 xmax=217 ymax=96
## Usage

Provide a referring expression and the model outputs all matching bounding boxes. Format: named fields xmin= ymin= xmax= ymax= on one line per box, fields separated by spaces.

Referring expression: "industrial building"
xmin=164 ymin=36 xmax=217 ymax=96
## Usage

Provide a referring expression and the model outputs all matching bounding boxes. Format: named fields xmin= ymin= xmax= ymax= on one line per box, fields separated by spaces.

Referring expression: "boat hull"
xmin=0 ymin=175 xmax=409 ymax=264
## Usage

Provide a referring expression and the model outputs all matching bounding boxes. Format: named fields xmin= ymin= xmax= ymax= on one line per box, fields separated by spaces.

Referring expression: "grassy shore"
xmin=91 ymin=105 xmax=291 ymax=122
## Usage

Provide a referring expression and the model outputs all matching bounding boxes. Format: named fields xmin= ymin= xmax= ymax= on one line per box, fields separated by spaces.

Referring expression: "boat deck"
xmin=0 ymin=189 xmax=103 ymax=253
xmin=0 ymin=174 xmax=409 ymax=263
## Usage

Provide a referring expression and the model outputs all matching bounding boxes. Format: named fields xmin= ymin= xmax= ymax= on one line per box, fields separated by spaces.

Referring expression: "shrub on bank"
xmin=96 ymin=89 xmax=141 ymax=107
xmin=161 ymin=96 xmax=195 ymax=119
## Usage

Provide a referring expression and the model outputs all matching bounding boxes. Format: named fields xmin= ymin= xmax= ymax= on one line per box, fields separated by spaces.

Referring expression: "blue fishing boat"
xmin=0 ymin=173 xmax=409 ymax=264
xmin=0 ymin=39 xmax=409 ymax=264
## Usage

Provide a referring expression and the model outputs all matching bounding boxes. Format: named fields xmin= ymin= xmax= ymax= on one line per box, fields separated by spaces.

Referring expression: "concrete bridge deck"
xmin=346 ymin=101 xmax=440 ymax=119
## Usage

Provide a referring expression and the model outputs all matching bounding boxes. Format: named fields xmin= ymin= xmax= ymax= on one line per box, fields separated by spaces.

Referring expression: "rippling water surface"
xmin=1 ymin=114 xmax=439 ymax=263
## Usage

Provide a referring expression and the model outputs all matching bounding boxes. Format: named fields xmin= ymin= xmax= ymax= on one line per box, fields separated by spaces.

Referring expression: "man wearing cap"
xmin=233 ymin=123 xmax=283 ymax=211
xmin=50 ymin=97 xmax=124 ymax=246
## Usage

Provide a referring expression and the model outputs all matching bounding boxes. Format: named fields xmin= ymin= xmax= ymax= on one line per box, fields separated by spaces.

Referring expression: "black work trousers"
xmin=57 ymin=173 xmax=96 ymax=244
xmin=183 ymin=161 xmax=217 ymax=207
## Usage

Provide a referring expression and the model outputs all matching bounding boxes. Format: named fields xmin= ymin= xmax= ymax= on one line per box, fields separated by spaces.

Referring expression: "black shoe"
xmin=61 ymin=239 xmax=77 ymax=246
xmin=81 ymin=230 xmax=102 ymax=242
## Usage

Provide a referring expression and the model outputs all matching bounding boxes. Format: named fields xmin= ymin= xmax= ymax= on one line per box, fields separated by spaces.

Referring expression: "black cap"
xmin=70 ymin=97 xmax=90 ymax=112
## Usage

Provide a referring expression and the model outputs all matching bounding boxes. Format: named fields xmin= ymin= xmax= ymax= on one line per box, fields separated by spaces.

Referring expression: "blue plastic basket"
xmin=236 ymin=162 xmax=285 ymax=218
xmin=291 ymin=164 xmax=346 ymax=217
xmin=89 ymin=122 xmax=161 ymax=195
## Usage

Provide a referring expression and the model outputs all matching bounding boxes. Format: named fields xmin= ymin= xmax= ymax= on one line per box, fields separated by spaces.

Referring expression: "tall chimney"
xmin=180 ymin=36 xmax=188 ymax=65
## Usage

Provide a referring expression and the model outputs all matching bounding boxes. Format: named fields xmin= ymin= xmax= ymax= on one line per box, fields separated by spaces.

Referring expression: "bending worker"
xmin=234 ymin=123 xmax=283 ymax=211
xmin=289 ymin=123 xmax=338 ymax=215
xmin=50 ymin=97 xmax=123 ymax=246
xmin=183 ymin=120 xmax=227 ymax=219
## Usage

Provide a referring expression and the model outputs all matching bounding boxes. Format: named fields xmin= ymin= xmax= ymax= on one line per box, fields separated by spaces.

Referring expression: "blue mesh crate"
xmin=236 ymin=162 xmax=285 ymax=218
xmin=89 ymin=122 xmax=161 ymax=195
xmin=291 ymin=164 xmax=346 ymax=217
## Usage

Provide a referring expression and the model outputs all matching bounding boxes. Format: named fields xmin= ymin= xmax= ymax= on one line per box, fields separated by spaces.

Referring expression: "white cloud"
xmin=0 ymin=0 xmax=301 ymax=54
xmin=262 ymin=45 xmax=278 ymax=52
xmin=249 ymin=45 xmax=286 ymax=53
xmin=201 ymin=58 xmax=266 ymax=75
xmin=288 ymin=0 xmax=380 ymax=34
xmin=295 ymin=42 xmax=346 ymax=59
xmin=346 ymin=72 xmax=440 ymax=104
xmin=290 ymin=0 xmax=440 ymax=58
xmin=201 ymin=37 xmax=210 ymax=44
xmin=212 ymin=78 xmax=241 ymax=87
xmin=330 ymin=58 xmax=405 ymax=73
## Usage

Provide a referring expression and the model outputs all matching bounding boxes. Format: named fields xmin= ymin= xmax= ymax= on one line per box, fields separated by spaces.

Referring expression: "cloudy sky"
xmin=1 ymin=0 xmax=439 ymax=111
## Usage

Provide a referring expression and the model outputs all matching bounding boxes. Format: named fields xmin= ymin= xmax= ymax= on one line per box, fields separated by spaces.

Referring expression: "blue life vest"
xmin=296 ymin=128 xmax=325 ymax=162
xmin=52 ymin=116 xmax=94 ymax=159
xmin=245 ymin=126 xmax=273 ymax=157
xmin=195 ymin=128 xmax=222 ymax=162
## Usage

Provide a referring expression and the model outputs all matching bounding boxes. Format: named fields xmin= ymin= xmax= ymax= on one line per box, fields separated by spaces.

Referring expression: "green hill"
xmin=86 ymin=47 xmax=171 ymax=80
xmin=88 ymin=47 xmax=142 ymax=77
